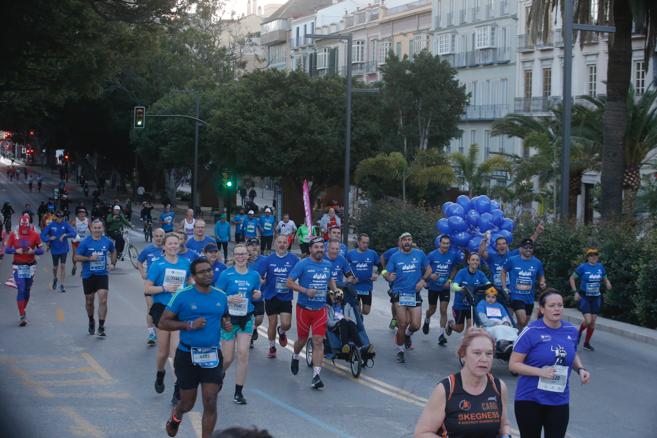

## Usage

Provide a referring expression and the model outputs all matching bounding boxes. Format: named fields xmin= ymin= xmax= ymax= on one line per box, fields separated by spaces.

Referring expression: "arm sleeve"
xmin=326 ymin=306 xmax=337 ymax=328
xmin=513 ymin=327 xmax=534 ymax=354
xmin=289 ymin=262 xmax=302 ymax=281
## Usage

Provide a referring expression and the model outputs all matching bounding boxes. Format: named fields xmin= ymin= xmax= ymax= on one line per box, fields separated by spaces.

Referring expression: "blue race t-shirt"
xmin=259 ymin=215 xmax=276 ymax=237
xmin=41 ymin=221 xmax=76 ymax=255
xmin=485 ymin=248 xmax=520 ymax=287
xmin=574 ymin=262 xmax=606 ymax=297
xmin=346 ymin=248 xmax=379 ymax=294
xmin=426 ymin=249 xmax=461 ymax=291
xmin=453 ymin=268 xmax=490 ymax=310
xmin=147 ymin=256 xmax=191 ymax=305
xmin=258 ymin=252 xmax=299 ymax=301
xmin=233 ymin=214 xmax=246 ymax=234
xmin=216 ymin=267 xmax=261 ymax=315
xmin=382 ymin=247 xmax=398 ymax=265
xmin=503 ymin=255 xmax=545 ymax=303
xmin=289 ymin=257 xmax=333 ymax=310
xmin=324 ymin=243 xmax=348 ymax=258
xmin=76 ymin=236 xmax=115 ymax=278
xmin=243 ymin=218 xmax=259 ymax=238
xmin=385 ymin=248 xmax=429 ymax=297
xmin=186 ymin=236 xmax=215 ymax=257
xmin=138 ymin=244 xmax=163 ymax=270
xmin=160 ymin=211 xmax=175 ymax=232
xmin=166 ymin=285 xmax=228 ymax=352
xmin=325 ymin=254 xmax=352 ymax=288
xmin=214 ymin=221 xmax=231 ymax=242
xmin=178 ymin=249 xmax=198 ymax=263
xmin=212 ymin=261 xmax=227 ymax=286
xmin=513 ymin=319 xmax=579 ymax=406
xmin=248 ymin=255 xmax=267 ymax=302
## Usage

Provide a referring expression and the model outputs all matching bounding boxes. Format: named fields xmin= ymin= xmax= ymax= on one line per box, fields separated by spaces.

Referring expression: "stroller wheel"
xmin=305 ymin=339 xmax=313 ymax=368
xmin=349 ymin=347 xmax=362 ymax=378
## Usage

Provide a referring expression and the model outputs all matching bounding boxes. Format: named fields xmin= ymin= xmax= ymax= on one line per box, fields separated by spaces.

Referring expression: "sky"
xmin=221 ymin=0 xmax=247 ymax=17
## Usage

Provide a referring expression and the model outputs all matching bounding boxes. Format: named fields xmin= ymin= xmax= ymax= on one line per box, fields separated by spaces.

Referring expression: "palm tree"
xmin=526 ymin=0 xmax=657 ymax=219
xmin=450 ymin=144 xmax=511 ymax=196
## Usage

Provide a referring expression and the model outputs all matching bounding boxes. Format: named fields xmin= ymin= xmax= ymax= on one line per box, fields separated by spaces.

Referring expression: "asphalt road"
xmin=0 ymin=164 xmax=656 ymax=438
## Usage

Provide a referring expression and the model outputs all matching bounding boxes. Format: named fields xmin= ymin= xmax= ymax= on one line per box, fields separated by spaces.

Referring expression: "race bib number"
xmin=228 ymin=294 xmax=248 ymax=316
xmin=585 ymin=282 xmax=600 ymax=295
xmin=16 ymin=265 xmax=34 ymax=279
xmin=486 ymin=307 xmax=503 ymax=318
xmin=356 ymin=288 xmax=370 ymax=296
xmin=163 ymin=268 xmax=186 ymax=291
xmin=537 ymin=365 xmax=569 ymax=393
xmin=264 ymin=222 xmax=272 ymax=231
xmin=191 ymin=347 xmax=219 ymax=369
xmin=90 ymin=252 xmax=106 ymax=272
xmin=399 ymin=292 xmax=417 ymax=307
xmin=275 ymin=277 xmax=288 ymax=294
xmin=246 ymin=224 xmax=256 ymax=233
xmin=515 ymin=276 xmax=532 ymax=292
xmin=309 ymin=289 xmax=327 ymax=303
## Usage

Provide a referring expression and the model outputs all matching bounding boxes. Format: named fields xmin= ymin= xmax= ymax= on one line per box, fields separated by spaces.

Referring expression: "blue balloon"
xmin=468 ymin=235 xmax=483 ymax=254
xmin=448 ymin=215 xmax=467 ymax=233
xmin=478 ymin=212 xmax=494 ymax=232
xmin=490 ymin=209 xmax=504 ymax=226
xmin=441 ymin=202 xmax=454 ymax=217
xmin=475 ymin=195 xmax=491 ymax=213
xmin=490 ymin=200 xmax=501 ymax=211
xmin=499 ymin=229 xmax=513 ymax=244
xmin=501 ymin=218 xmax=514 ymax=232
xmin=456 ymin=195 xmax=471 ymax=212
xmin=436 ymin=218 xmax=450 ymax=234
xmin=453 ymin=231 xmax=472 ymax=248
xmin=465 ymin=209 xmax=480 ymax=227
xmin=446 ymin=203 xmax=465 ymax=218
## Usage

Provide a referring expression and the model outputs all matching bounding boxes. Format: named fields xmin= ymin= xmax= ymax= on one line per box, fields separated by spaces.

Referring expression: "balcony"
xmin=518 ymin=33 xmax=555 ymax=52
xmin=514 ymin=96 xmax=562 ymax=113
xmin=461 ymin=104 xmax=511 ymax=121
xmin=443 ymin=48 xmax=512 ymax=68
xmin=261 ymin=29 xmax=289 ymax=45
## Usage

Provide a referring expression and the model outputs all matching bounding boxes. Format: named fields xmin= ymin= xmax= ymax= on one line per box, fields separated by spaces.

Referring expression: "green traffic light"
xmin=226 ymin=180 xmax=233 ymax=188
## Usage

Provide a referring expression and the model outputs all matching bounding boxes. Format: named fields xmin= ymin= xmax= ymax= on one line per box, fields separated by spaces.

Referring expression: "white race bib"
xmin=16 ymin=265 xmax=35 ymax=279
xmin=537 ymin=365 xmax=569 ymax=393
xmin=90 ymin=252 xmax=106 ymax=272
xmin=275 ymin=277 xmax=288 ymax=293
xmin=228 ymin=294 xmax=248 ymax=316
xmin=399 ymin=292 xmax=417 ymax=307
xmin=163 ymin=268 xmax=186 ymax=291
xmin=191 ymin=347 xmax=219 ymax=368
xmin=486 ymin=307 xmax=503 ymax=318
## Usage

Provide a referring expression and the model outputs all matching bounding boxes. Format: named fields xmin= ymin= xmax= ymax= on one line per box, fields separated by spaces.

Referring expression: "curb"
xmin=561 ymin=308 xmax=657 ymax=347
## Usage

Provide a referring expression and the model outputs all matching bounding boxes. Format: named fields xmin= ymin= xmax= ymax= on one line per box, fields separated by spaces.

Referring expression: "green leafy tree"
xmin=449 ymin=144 xmax=511 ymax=196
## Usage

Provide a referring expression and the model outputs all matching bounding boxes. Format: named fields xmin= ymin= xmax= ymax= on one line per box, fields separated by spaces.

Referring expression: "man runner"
xmin=186 ymin=220 xmax=215 ymax=258
xmin=259 ymin=207 xmax=276 ymax=255
xmin=161 ymin=258 xmax=231 ymax=438
xmin=40 ymin=210 xmax=76 ymax=293
xmin=380 ymin=245 xmax=400 ymax=329
xmin=287 ymin=236 xmax=336 ymax=389
xmin=346 ymin=233 xmax=379 ymax=316
xmin=70 ymin=207 xmax=90 ymax=276
xmin=76 ymin=220 xmax=117 ymax=336
xmin=243 ymin=211 xmax=259 ymax=241
xmin=160 ymin=204 xmax=176 ymax=233
xmin=138 ymin=227 xmax=165 ymax=345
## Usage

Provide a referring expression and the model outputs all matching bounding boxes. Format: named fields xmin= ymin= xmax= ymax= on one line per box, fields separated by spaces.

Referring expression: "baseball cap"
xmin=399 ymin=232 xmax=412 ymax=240
xmin=309 ymin=236 xmax=324 ymax=246
xmin=246 ymin=238 xmax=259 ymax=246
xmin=248 ymin=210 xmax=255 ymax=215
xmin=264 ymin=208 xmax=272 ymax=213
xmin=55 ymin=210 xmax=64 ymax=217
xmin=204 ymin=243 xmax=219 ymax=253
xmin=520 ymin=238 xmax=534 ymax=247
xmin=113 ymin=205 xmax=121 ymax=211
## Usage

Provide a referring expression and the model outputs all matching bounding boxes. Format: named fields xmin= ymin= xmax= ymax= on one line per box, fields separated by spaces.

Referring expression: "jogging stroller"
xmin=305 ymin=285 xmax=375 ymax=378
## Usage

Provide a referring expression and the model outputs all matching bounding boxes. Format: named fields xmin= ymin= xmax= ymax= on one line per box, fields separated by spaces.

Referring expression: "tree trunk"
xmin=163 ymin=169 xmax=178 ymax=205
xmin=568 ymin=171 xmax=582 ymax=220
xmin=600 ymin=2 xmax=632 ymax=219
xmin=622 ymin=165 xmax=642 ymax=216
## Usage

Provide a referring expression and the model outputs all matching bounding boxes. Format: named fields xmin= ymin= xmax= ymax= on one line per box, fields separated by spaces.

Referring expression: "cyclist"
xmin=145 ymin=233 xmax=191 ymax=405
xmin=160 ymin=203 xmax=175 ymax=233
xmin=5 ymin=214 xmax=44 ymax=326
xmin=385 ymin=232 xmax=431 ymax=363
xmin=258 ymin=208 xmax=276 ymax=254
xmin=216 ymin=243 xmax=262 ymax=405
xmin=446 ymin=253 xmax=491 ymax=337
xmin=76 ymin=219 xmax=117 ymax=337
xmin=105 ymin=205 xmax=132 ymax=259
xmin=287 ymin=236 xmax=336 ymax=389
xmin=423 ymin=235 xmax=461 ymax=346
xmin=246 ymin=238 xmax=266 ymax=348
xmin=40 ymin=210 xmax=76 ymax=293
xmin=569 ymin=247 xmax=612 ymax=351
xmin=138 ymin=228 xmax=165 ymax=345
xmin=258 ymin=235 xmax=299 ymax=359
xmin=140 ymin=201 xmax=154 ymax=242
xmin=70 ymin=207 xmax=90 ymax=276
xmin=161 ymin=258 xmax=231 ymax=438
xmin=345 ymin=233 xmax=379 ymax=316
xmin=186 ymin=220 xmax=215 ymax=258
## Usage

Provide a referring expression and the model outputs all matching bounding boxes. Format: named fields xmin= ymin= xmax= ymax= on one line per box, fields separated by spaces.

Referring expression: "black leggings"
xmin=332 ymin=319 xmax=362 ymax=347
xmin=108 ymin=230 xmax=125 ymax=256
xmin=515 ymin=400 xmax=569 ymax=438
xmin=216 ymin=241 xmax=228 ymax=261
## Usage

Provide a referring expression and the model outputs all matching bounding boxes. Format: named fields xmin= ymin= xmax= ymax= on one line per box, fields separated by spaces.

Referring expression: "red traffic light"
xmin=28 ymin=130 xmax=35 ymax=136
xmin=64 ymin=154 xmax=70 ymax=161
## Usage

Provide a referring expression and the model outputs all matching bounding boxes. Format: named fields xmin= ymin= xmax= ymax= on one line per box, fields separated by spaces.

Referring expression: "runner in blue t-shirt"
xmin=202 ymin=243 xmax=227 ymax=286
xmin=216 ymin=243 xmax=262 ymax=405
xmin=569 ymin=247 xmax=612 ymax=351
xmin=258 ymin=207 xmax=276 ymax=255
xmin=232 ymin=209 xmax=246 ymax=243
xmin=447 ymin=253 xmax=491 ymax=337
xmin=325 ymin=227 xmax=348 ymax=257
xmin=509 ymin=290 xmax=590 ymax=438
xmin=423 ymin=234 xmax=461 ymax=346
xmin=501 ymin=238 xmax=546 ymax=331
xmin=246 ymin=238 xmax=267 ymax=347
xmin=160 ymin=258 xmax=231 ymax=438
xmin=186 ymin=219 xmax=215 ymax=258
xmin=41 ymin=210 xmax=76 ymax=293
xmin=137 ymin=227 xmax=165 ymax=345
xmin=325 ymin=239 xmax=355 ymax=289
xmin=287 ymin=236 xmax=336 ymax=389
xmin=243 ymin=210 xmax=259 ymax=240
xmin=76 ymin=220 xmax=117 ymax=337
xmin=159 ymin=204 xmax=175 ymax=232
xmin=214 ymin=214 xmax=231 ymax=261
xmin=258 ymin=235 xmax=299 ymax=359
xmin=145 ymin=233 xmax=191 ymax=403
xmin=346 ymin=233 xmax=379 ymax=315
xmin=385 ymin=232 xmax=431 ymax=363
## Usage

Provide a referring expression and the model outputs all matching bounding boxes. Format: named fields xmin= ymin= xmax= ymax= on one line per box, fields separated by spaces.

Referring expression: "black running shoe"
xmin=311 ymin=375 xmax=324 ymax=390
xmin=445 ymin=321 xmax=454 ymax=336
xmin=88 ymin=319 xmax=95 ymax=335
xmin=291 ymin=358 xmax=299 ymax=375
xmin=404 ymin=334 xmax=412 ymax=349
xmin=252 ymin=328 xmax=259 ymax=341
xmin=396 ymin=351 xmax=405 ymax=363
xmin=51 ymin=279 xmax=57 ymax=290
xmin=422 ymin=319 xmax=430 ymax=335
xmin=18 ymin=315 xmax=27 ymax=327
xmin=166 ymin=414 xmax=181 ymax=437
xmin=583 ymin=343 xmax=595 ymax=352
xmin=97 ymin=326 xmax=106 ymax=337
xmin=155 ymin=370 xmax=165 ymax=394
xmin=233 ymin=393 xmax=247 ymax=405
xmin=438 ymin=334 xmax=447 ymax=346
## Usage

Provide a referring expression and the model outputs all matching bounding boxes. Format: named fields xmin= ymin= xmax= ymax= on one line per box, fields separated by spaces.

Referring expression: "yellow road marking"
xmin=24 ymin=378 xmax=113 ymax=387
xmin=58 ymin=406 xmax=105 ymax=438
xmin=56 ymin=305 xmax=65 ymax=322
xmin=53 ymin=391 xmax=131 ymax=399
xmin=81 ymin=352 xmax=113 ymax=380
xmin=30 ymin=367 xmax=94 ymax=376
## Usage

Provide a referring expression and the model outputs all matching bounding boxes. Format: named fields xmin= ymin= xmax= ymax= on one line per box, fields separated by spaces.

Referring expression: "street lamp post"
xmin=306 ymin=32 xmax=352 ymax=246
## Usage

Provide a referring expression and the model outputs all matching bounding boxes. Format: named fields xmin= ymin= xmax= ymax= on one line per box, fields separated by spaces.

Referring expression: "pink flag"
xmin=302 ymin=179 xmax=312 ymax=232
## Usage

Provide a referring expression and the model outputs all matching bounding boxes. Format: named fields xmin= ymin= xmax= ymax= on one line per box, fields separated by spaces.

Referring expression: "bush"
xmin=634 ymin=232 xmax=657 ymax=328
xmin=354 ymin=199 xmax=439 ymax=253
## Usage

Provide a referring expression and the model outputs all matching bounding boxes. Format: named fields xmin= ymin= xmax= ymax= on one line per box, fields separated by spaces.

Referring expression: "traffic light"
xmin=222 ymin=171 xmax=235 ymax=190
xmin=28 ymin=130 xmax=35 ymax=136
xmin=64 ymin=153 xmax=70 ymax=161
xmin=134 ymin=106 xmax=146 ymax=128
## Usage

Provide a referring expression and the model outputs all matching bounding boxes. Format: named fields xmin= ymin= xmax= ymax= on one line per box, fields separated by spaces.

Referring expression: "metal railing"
xmin=443 ymin=48 xmax=512 ymax=68
xmin=514 ymin=96 xmax=562 ymax=113
xmin=461 ymin=104 xmax=512 ymax=121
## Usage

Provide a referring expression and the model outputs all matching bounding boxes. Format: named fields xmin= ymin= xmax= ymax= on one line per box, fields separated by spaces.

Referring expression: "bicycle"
xmin=121 ymin=229 xmax=140 ymax=269
xmin=143 ymin=218 xmax=153 ymax=242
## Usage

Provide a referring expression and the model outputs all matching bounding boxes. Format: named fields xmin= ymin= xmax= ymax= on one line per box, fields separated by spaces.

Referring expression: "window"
xmin=317 ymin=48 xmax=329 ymax=69
xmin=411 ymin=35 xmax=429 ymax=56
xmin=523 ymin=69 xmax=533 ymax=98
xmin=437 ymin=33 xmax=455 ymax=55
xmin=475 ymin=25 xmax=496 ymax=49
xmin=352 ymin=40 xmax=365 ymax=63
xmin=378 ymin=41 xmax=392 ymax=64
xmin=295 ymin=28 xmax=300 ymax=47
xmin=635 ymin=61 xmax=646 ymax=95
xmin=395 ymin=41 xmax=402 ymax=59
xmin=268 ymin=45 xmax=286 ymax=65
xmin=459 ymin=136 xmax=464 ymax=153
xmin=471 ymin=130 xmax=477 ymax=146
xmin=587 ymin=64 xmax=597 ymax=97
xmin=542 ymin=68 xmax=552 ymax=97
xmin=369 ymin=40 xmax=377 ymax=64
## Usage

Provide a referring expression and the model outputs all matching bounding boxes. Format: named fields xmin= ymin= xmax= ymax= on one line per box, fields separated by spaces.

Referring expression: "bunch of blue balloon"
xmin=435 ymin=195 xmax=515 ymax=254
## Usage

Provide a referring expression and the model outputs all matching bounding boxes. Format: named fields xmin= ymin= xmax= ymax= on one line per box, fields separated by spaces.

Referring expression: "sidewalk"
xmin=561 ymin=308 xmax=657 ymax=346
